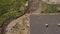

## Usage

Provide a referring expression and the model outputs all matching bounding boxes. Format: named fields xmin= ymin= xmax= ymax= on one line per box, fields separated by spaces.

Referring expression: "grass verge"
xmin=41 ymin=3 xmax=60 ymax=13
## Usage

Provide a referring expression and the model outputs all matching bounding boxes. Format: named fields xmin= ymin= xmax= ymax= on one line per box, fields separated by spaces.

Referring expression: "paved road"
xmin=30 ymin=14 xmax=60 ymax=34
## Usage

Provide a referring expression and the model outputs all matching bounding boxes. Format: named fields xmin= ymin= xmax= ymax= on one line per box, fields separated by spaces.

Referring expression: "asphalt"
xmin=30 ymin=14 xmax=60 ymax=34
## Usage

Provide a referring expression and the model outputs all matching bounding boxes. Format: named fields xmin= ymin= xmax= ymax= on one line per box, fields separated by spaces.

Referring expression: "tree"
xmin=0 ymin=0 xmax=28 ymax=26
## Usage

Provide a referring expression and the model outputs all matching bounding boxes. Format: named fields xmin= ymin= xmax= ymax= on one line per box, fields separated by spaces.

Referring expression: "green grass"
xmin=41 ymin=3 xmax=60 ymax=13
xmin=0 ymin=0 xmax=28 ymax=27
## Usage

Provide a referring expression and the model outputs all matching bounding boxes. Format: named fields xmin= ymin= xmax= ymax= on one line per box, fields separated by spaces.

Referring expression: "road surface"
xmin=30 ymin=14 xmax=60 ymax=34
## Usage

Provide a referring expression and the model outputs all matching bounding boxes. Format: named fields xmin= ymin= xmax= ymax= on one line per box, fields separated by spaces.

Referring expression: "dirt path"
xmin=28 ymin=0 xmax=42 ymax=14
xmin=1 ymin=19 xmax=13 ymax=34
xmin=2 ymin=14 xmax=30 ymax=34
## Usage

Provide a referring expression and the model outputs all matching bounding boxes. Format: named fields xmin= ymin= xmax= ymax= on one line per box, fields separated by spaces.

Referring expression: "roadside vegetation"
xmin=41 ymin=3 xmax=60 ymax=13
xmin=0 ymin=0 xmax=28 ymax=26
